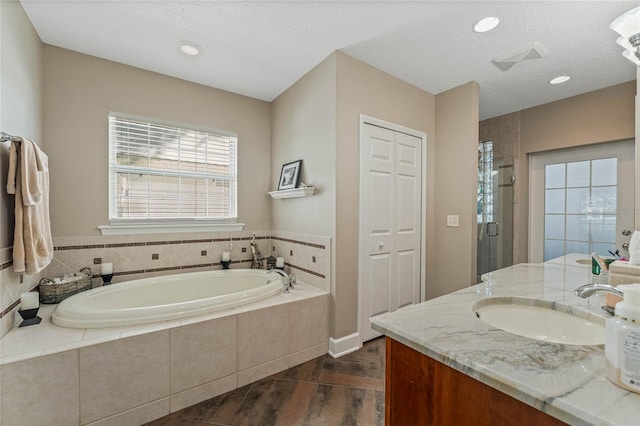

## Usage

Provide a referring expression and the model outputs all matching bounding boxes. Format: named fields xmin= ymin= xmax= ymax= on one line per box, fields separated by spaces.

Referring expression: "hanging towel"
xmin=6 ymin=138 xmax=53 ymax=274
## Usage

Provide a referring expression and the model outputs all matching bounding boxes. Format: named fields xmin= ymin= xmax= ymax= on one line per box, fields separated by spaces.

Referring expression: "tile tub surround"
xmin=44 ymin=230 xmax=329 ymax=289
xmin=0 ymin=230 xmax=331 ymax=338
xmin=371 ymin=260 xmax=640 ymax=426
xmin=0 ymin=246 xmax=45 ymax=338
xmin=0 ymin=282 xmax=330 ymax=426
xmin=271 ymin=230 xmax=331 ymax=291
xmin=45 ymin=231 xmax=275 ymax=286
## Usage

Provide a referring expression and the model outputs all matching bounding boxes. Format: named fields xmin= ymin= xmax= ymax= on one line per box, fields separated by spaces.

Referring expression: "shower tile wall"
xmin=479 ymin=111 xmax=521 ymax=274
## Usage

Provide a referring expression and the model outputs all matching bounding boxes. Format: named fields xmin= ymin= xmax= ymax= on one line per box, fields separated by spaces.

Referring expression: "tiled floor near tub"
xmin=147 ymin=337 xmax=385 ymax=426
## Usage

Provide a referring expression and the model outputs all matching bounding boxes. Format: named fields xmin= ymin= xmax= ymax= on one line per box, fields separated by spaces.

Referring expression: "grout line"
xmin=226 ymin=381 xmax=256 ymax=424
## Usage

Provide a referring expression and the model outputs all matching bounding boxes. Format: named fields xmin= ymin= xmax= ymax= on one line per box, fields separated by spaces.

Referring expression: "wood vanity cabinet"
xmin=385 ymin=338 xmax=567 ymax=426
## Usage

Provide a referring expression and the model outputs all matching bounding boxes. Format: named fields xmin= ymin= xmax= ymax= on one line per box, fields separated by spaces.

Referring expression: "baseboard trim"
xmin=328 ymin=332 xmax=361 ymax=358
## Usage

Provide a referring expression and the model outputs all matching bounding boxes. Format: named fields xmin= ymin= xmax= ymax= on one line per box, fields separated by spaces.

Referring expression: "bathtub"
xmin=52 ymin=269 xmax=284 ymax=328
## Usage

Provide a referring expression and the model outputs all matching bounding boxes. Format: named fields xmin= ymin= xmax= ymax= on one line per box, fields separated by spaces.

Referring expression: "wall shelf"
xmin=268 ymin=187 xmax=316 ymax=199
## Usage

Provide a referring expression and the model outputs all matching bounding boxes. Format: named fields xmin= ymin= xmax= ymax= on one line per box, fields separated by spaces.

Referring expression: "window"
xmin=103 ymin=114 xmax=240 ymax=234
xmin=543 ymin=158 xmax=618 ymax=261
xmin=528 ymin=140 xmax=634 ymax=263
xmin=477 ymin=141 xmax=494 ymax=223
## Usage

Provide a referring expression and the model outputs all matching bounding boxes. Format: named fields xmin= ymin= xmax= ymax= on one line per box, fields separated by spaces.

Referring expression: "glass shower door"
xmin=477 ymin=141 xmax=514 ymax=282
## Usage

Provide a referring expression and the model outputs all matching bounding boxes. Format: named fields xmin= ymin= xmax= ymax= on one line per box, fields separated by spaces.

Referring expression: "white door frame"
xmin=358 ymin=114 xmax=427 ymax=345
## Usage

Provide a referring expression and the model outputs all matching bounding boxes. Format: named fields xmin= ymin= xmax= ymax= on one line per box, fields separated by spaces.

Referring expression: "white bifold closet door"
xmin=360 ymin=123 xmax=422 ymax=342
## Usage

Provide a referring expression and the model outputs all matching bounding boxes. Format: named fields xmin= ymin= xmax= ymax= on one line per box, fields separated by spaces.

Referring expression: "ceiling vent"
xmin=492 ymin=42 xmax=548 ymax=71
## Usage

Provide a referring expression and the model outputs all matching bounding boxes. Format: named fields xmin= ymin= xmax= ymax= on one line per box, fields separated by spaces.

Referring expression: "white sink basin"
xmin=575 ymin=258 xmax=591 ymax=265
xmin=473 ymin=297 xmax=605 ymax=345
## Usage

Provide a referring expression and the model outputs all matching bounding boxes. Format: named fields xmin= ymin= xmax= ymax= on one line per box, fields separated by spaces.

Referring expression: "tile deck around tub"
xmin=0 ymin=281 xmax=327 ymax=366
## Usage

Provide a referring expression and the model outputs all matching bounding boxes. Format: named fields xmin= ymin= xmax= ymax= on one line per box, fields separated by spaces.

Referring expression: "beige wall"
xmin=0 ymin=0 xmax=43 ymax=249
xmin=271 ymin=51 xmax=438 ymax=339
xmin=43 ymin=46 xmax=272 ymax=237
xmin=335 ymin=52 xmax=436 ymax=338
xmin=520 ymin=81 xmax=635 ymax=155
xmin=516 ymin=81 xmax=636 ymax=262
xmin=0 ymin=0 xmax=45 ymax=337
xmin=271 ymin=54 xmax=336 ymax=236
xmin=431 ymin=82 xmax=480 ymax=299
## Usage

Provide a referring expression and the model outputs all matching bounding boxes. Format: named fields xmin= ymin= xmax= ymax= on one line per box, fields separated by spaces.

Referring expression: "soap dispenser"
xmin=605 ymin=283 xmax=640 ymax=394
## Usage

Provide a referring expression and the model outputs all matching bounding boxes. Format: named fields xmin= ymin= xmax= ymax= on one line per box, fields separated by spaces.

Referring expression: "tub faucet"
xmin=271 ymin=269 xmax=293 ymax=292
xmin=574 ymin=283 xmax=624 ymax=299
xmin=250 ymin=233 xmax=264 ymax=269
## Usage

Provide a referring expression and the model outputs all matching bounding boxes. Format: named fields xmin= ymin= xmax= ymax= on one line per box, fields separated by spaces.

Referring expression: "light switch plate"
xmin=447 ymin=215 xmax=459 ymax=227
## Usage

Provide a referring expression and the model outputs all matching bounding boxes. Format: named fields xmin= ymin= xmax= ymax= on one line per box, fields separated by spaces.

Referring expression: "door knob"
xmin=379 ymin=242 xmax=385 ymax=249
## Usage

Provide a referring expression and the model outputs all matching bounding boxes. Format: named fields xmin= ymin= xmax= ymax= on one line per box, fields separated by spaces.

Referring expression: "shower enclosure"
xmin=477 ymin=141 xmax=514 ymax=282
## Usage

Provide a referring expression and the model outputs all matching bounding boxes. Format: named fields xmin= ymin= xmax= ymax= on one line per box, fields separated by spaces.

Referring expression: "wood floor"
xmin=146 ymin=337 xmax=385 ymax=426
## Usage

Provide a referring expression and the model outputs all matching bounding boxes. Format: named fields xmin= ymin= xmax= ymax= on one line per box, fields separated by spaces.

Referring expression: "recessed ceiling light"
xmin=549 ymin=75 xmax=571 ymax=85
xmin=474 ymin=17 xmax=500 ymax=33
xmin=178 ymin=41 xmax=201 ymax=56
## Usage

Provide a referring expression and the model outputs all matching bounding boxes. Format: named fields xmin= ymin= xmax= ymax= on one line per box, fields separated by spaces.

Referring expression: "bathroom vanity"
xmin=371 ymin=257 xmax=640 ymax=425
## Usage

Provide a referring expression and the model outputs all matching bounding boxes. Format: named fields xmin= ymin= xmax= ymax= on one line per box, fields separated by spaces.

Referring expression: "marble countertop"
xmin=371 ymin=255 xmax=640 ymax=426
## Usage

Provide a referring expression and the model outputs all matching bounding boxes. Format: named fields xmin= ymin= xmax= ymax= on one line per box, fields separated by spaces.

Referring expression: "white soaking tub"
xmin=52 ymin=269 xmax=284 ymax=328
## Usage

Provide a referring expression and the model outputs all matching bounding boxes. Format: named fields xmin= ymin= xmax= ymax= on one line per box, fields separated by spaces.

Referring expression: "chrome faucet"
xmin=250 ymin=233 xmax=264 ymax=269
xmin=271 ymin=269 xmax=294 ymax=292
xmin=574 ymin=283 xmax=624 ymax=299
xmin=574 ymin=283 xmax=624 ymax=315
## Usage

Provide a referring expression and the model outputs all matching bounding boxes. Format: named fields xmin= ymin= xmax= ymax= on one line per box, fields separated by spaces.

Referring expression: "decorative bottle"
xmin=605 ymin=284 xmax=640 ymax=394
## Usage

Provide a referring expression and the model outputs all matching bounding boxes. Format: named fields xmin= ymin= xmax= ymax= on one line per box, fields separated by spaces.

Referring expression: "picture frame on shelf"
xmin=277 ymin=159 xmax=302 ymax=190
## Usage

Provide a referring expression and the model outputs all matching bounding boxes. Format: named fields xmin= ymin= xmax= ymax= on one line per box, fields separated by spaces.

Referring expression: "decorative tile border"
xmin=285 ymin=262 xmax=325 ymax=279
xmin=1 ymin=231 xmax=330 ymax=331
xmin=1 ymin=299 xmax=21 ymax=319
xmin=53 ymin=236 xmax=270 ymax=252
xmin=272 ymin=236 xmax=325 ymax=249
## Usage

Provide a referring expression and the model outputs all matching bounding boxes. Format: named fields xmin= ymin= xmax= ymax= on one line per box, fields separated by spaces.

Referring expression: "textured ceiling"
xmin=20 ymin=0 xmax=638 ymax=120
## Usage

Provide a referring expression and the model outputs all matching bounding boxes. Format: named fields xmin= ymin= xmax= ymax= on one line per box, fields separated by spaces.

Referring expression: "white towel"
xmin=628 ymin=231 xmax=640 ymax=266
xmin=6 ymin=138 xmax=53 ymax=274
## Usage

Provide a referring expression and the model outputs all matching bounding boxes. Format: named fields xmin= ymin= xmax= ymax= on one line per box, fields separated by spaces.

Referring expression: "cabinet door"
xmin=385 ymin=338 xmax=567 ymax=426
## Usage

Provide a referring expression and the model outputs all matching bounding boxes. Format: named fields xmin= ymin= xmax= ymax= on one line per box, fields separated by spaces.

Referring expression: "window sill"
xmin=98 ymin=222 xmax=245 ymax=236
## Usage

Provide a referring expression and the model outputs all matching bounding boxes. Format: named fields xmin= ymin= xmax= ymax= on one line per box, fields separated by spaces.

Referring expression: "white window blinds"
xmin=108 ymin=115 xmax=237 ymax=221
